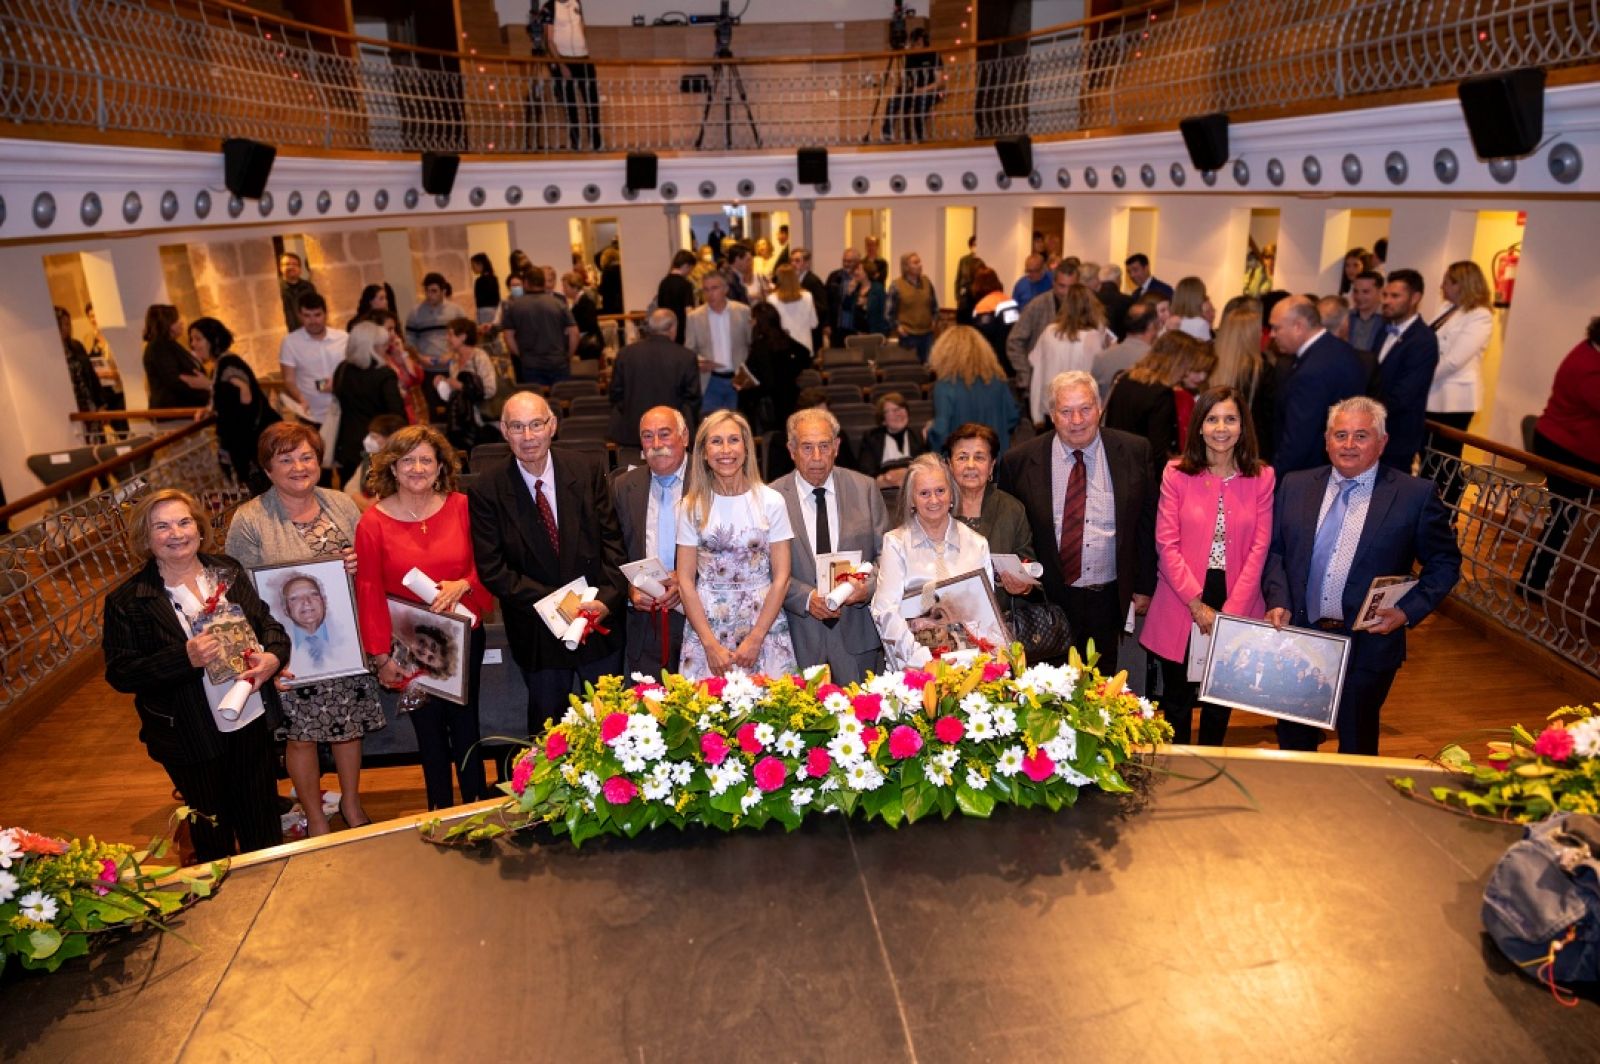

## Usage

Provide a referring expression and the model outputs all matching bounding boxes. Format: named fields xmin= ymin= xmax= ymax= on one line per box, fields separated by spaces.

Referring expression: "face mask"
xmin=362 ymin=433 xmax=383 ymax=455
xmin=509 ymin=285 xmax=525 ymax=298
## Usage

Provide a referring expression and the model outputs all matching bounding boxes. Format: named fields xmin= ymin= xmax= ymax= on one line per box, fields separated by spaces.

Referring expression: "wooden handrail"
xmin=68 ymin=408 xmax=206 ymax=423
xmin=0 ymin=417 xmax=216 ymax=524
xmin=1426 ymin=419 xmax=1600 ymax=493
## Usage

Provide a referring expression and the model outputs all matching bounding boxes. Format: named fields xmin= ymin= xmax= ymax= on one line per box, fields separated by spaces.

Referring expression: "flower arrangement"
xmin=1 ymin=816 xmax=226 ymax=974
xmin=1391 ymin=704 xmax=1600 ymax=822
xmin=426 ymin=647 xmax=1172 ymax=847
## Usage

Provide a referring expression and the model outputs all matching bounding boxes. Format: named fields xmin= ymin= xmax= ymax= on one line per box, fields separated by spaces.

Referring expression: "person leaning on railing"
xmin=1524 ymin=315 xmax=1600 ymax=596
xmin=103 ymin=488 xmax=287 ymax=862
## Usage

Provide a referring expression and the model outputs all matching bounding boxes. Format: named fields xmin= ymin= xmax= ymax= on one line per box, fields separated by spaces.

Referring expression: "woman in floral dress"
xmin=676 ymin=410 xmax=798 ymax=679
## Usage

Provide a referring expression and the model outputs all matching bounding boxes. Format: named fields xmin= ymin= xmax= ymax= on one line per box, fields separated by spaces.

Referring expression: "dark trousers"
xmin=1426 ymin=411 xmax=1474 ymax=507
xmin=1277 ymin=658 xmax=1398 ymax=756
xmin=554 ymin=61 xmax=601 ymax=151
xmin=1524 ymin=428 xmax=1600 ymax=595
xmin=900 ymin=332 xmax=933 ymax=363
xmin=1155 ymin=569 xmax=1232 ymax=745
xmin=504 ymin=648 xmax=623 ymax=781
xmin=407 ymin=624 xmax=490 ymax=810
xmin=160 ymin=716 xmax=283 ymax=863
xmin=1062 ymin=582 xmax=1124 ymax=676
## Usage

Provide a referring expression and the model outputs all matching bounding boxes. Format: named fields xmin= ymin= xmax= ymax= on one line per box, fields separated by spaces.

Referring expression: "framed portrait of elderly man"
xmin=249 ymin=559 xmax=368 ymax=685
xmin=1198 ymin=614 xmax=1352 ymax=731
xmin=385 ymin=596 xmax=470 ymax=705
xmin=898 ymin=568 xmax=1012 ymax=657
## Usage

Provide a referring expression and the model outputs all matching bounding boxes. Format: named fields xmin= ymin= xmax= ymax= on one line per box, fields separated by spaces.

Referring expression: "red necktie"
xmin=534 ymin=478 xmax=560 ymax=555
xmin=1058 ymin=449 xmax=1085 ymax=585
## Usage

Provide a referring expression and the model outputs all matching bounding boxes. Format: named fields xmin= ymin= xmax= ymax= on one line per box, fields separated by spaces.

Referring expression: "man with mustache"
xmin=610 ymin=407 xmax=690 ymax=677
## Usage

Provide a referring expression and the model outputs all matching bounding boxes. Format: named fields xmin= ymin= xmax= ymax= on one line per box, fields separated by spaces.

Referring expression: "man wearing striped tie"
xmin=998 ymin=370 xmax=1158 ymax=674
xmin=1263 ymin=396 xmax=1460 ymax=755
xmin=610 ymin=407 xmax=691 ymax=678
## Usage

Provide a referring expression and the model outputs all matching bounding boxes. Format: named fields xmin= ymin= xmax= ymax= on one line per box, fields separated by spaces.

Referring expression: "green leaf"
xmin=28 ymin=928 xmax=62 ymax=960
xmin=878 ymin=787 xmax=905 ymax=827
xmin=902 ymin=781 xmax=933 ymax=824
xmin=956 ymin=784 xmax=996 ymax=818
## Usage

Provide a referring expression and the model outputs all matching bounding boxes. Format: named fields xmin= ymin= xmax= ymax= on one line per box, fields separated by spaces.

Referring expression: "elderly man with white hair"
xmin=611 ymin=405 xmax=693 ymax=677
xmin=608 ymin=306 xmax=702 ymax=447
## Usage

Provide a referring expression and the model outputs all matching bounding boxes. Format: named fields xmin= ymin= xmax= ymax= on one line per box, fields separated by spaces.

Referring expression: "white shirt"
xmin=707 ymin=305 xmax=733 ymax=371
xmin=772 ymin=292 xmax=819 ymax=354
xmin=643 ymin=460 xmax=688 ymax=567
xmin=278 ymin=326 xmax=349 ymax=423
xmin=551 ymin=0 xmax=589 ymax=58
xmin=1378 ymin=314 xmax=1419 ymax=363
xmin=166 ymin=578 xmax=265 ymax=732
xmin=795 ymin=471 xmax=840 ymax=562
xmin=1028 ymin=326 xmax=1108 ymax=423
xmin=1295 ymin=329 xmax=1328 ymax=359
xmin=1051 ymin=433 xmax=1116 ymax=586
xmin=515 ymin=454 xmax=559 ymax=526
xmin=1176 ymin=316 xmax=1212 ymax=341
xmin=871 ymin=517 xmax=994 ymax=670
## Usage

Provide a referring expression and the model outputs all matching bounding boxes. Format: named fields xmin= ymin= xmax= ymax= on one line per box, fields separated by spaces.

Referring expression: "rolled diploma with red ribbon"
xmin=824 ymin=562 xmax=875 ymax=611
xmin=218 ymin=678 xmax=254 ymax=720
xmin=402 ymin=567 xmax=478 ymax=625
xmin=561 ymin=614 xmax=592 ymax=651
xmin=629 ymin=569 xmax=668 ymax=601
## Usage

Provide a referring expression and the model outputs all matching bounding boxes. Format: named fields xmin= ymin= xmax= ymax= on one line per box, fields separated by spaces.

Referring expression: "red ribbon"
xmin=650 ymin=604 xmax=672 ymax=670
xmin=199 ymin=578 xmax=230 ymax=619
xmin=576 ymin=615 xmax=612 ymax=646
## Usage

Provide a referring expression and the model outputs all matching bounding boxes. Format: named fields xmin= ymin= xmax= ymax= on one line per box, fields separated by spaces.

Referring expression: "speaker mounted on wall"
xmin=994 ymin=136 xmax=1033 ymax=179
xmin=797 ymin=147 xmax=829 ymax=187
xmin=222 ymin=138 xmax=276 ymax=200
xmin=420 ymin=152 xmax=460 ymax=197
xmin=1178 ymin=114 xmax=1229 ymax=172
xmin=626 ymin=152 xmax=659 ymax=191
xmin=1458 ymin=67 xmax=1546 ymax=159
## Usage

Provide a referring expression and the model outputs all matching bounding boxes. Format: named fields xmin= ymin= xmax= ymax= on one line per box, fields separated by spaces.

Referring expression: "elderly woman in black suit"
xmin=103 ymin=488 xmax=287 ymax=861
xmin=859 ymin=391 xmax=929 ymax=490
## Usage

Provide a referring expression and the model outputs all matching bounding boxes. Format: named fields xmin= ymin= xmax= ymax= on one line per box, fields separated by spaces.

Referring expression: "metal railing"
xmin=0 ymin=421 xmax=250 ymax=712
xmin=1 ymin=0 xmax=1596 ymax=155
xmin=1421 ymin=421 xmax=1600 ymax=679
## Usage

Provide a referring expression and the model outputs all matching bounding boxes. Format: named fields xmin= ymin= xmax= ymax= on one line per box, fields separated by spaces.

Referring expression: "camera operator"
xmin=530 ymin=0 xmax=601 ymax=152
xmin=885 ymin=25 xmax=941 ymax=143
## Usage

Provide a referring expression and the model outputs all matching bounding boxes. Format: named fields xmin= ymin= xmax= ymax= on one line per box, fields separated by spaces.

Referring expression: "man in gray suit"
xmin=684 ymin=272 xmax=752 ymax=415
xmin=610 ymin=406 xmax=690 ymax=678
xmin=774 ymin=407 xmax=890 ymax=684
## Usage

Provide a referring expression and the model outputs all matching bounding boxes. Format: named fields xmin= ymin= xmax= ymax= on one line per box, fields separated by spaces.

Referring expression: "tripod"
xmin=863 ymin=52 xmax=908 ymax=143
xmin=695 ymin=52 xmax=761 ymax=150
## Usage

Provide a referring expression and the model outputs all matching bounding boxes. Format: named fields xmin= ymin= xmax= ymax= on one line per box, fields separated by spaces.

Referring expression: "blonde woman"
xmin=675 ymin=410 xmax=798 ymax=678
xmin=927 ymin=325 xmax=1020 ymax=452
xmin=1210 ymin=307 xmax=1267 ymax=403
xmin=1426 ymin=261 xmax=1494 ymax=497
xmin=1103 ymin=331 xmax=1205 ymax=476
xmin=770 ymin=263 xmax=819 ymax=355
xmin=1028 ymin=283 xmax=1109 ymax=423
xmin=1168 ymin=276 xmax=1215 ymax=341
xmin=753 ymin=237 xmax=776 ymax=281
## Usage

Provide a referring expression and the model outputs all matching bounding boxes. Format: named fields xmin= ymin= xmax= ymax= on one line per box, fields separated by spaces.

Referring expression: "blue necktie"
xmin=1307 ymin=479 xmax=1358 ymax=622
xmin=654 ymin=474 xmax=678 ymax=571
xmin=1385 ymin=323 xmax=1400 ymax=338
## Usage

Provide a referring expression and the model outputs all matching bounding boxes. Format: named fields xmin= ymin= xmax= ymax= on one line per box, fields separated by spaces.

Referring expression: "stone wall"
xmin=301 ymin=228 xmax=387 ymax=337
xmin=408 ymin=225 xmax=471 ymax=306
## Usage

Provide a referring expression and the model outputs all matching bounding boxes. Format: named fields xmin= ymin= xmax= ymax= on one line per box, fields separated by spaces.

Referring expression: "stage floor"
xmin=4 ymin=751 xmax=1593 ymax=1060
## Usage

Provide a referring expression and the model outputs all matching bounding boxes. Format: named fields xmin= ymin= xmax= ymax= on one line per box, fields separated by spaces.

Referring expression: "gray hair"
xmin=898 ymin=453 xmax=960 ymax=528
xmin=1100 ymin=263 xmax=1123 ymax=284
xmin=345 ymin=321 xmax=388 ymax=369
xmin=646 ymin=308 xmax=678 ymax=337
xmin=786 ymin=406 xmax=840 ymax=440
xmin=1317 ymin=296 xmax=1349 ymax=333
xmin=1326 ymin=395 xmax=1388 ymax=437
xmin=1049 ymin=369 xmax=1100 ymax=408
xmin=640 ymin=405 xmax=689 ymax=435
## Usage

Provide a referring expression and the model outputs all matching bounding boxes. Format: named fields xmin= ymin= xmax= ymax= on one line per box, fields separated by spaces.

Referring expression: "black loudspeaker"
xmin=625 ymin=152 xmax=658 ymax=191
xmin=1178 ymin=113 xmax=1229 ymax=171
xmin=420 ymin=152 xmax=460 ymax=196
xmin=797 ymin=147 xmax=829 ymax=186
xmin=1458 ymin=67 xmax=1546 ymax=158
xmin=994 ymin=135 xmax=1033 ymax=178
xmin=222 ymin=138 xmax=276 ymax=199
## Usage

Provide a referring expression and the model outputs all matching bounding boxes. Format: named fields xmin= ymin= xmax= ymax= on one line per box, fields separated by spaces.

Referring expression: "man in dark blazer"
xmin=1268 ymin=296 xmax=1372 ymax=475
xmin=655 ymin=250 xmax=699 ymax=344
xmin=1374 ymin=268 xmax=1441 ymax=471
xmin=790 ymin=247 xmax=830 ymax=353
xmin=607 ymin=308 xmax=701 ymax=448
xmin=775 ymin=408 xmax=890 ymax=684
xmin=1124 ymin=253 xmax=1173 ymax=300
xmin=997 ymin=369 xmax=1157 ymax=674
xmin=1095 ymin=264 xmax=1134 ymax=340
xmin=611 ymin=406 xmax=690 ymax=678
xmin=1263 ymin=396 xmax=1460 ymax=755
xmin=469 ymin=391 xmax=628 ymax=734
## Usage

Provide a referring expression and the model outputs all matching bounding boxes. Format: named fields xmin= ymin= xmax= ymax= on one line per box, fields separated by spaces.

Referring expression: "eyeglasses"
xmin=502 ymin=418 xmax=554 ymax=436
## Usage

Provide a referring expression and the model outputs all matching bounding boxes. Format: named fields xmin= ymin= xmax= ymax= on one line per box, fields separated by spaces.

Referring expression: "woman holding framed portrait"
xmin=225 ymin=421 xmax=386 ymax=836
xmin=872 ymin=453 xmax=1000 ymax=670
xmin=1139 ymin=386 xmax=1275 ymax=745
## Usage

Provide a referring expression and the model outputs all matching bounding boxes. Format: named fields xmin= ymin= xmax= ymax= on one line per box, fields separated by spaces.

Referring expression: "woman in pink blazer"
xmin=1140 ymin=386 xmax=1275 ymax=745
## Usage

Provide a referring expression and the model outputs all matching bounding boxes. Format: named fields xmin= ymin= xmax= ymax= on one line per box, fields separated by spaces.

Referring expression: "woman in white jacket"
xmin=1426 ymin=260 xmax=1494 ymax=504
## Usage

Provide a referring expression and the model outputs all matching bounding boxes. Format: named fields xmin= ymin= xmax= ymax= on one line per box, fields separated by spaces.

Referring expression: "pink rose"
xmin=888 ymin=725 xmax=924 ymax=760
xmin=736 ymin=722 xmax=764 ymax=754
xmin=982 ymin=661 xmax=1010 ymax=683
xmin=852 ymin=693 xmax=883 ymax=723
xmin=545 ymin=731 xmax=569 ymax=760
xmin=1534 ymin=726 xmax=1575 ymax=763
xmin=806 ymin=746 xmax=832 ymax=777
xmin=701 ymin=676 xmax=728 ymax=698
xmin=701 ymin=732 xmax=731 ymax=765
xmin=602 ymin=776 xmax=639 ymax=805
xmin=601 ymin=712 xmax=629 ymax=743
xmin=790 ymin=673 xmax=808 ymax=687
xmin=1022 ymin=750 xmax=1055 ymax=782
xmin=631 ymin=681 xmax=664 ymax=699
xmin=94 ymin=857 xmax=118 ymax=896
xmin=754 ymin=756 xmax=787 ymax=792
xmin=511 ymin=757 xmax=535 ymax=796
xmin=816 ymin=683 xmax=846 ymax=704
xmin=862 ymin=726 xmax=881 ymax=747
xmin=902 ymin=669 xmax=934 ymax=690
xmin=934 ymin=716 xmax=965 ymax=744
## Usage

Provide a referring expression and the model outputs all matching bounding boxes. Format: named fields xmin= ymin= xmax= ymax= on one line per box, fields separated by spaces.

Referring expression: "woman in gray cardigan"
xmin=945 ymin=422 xmax=1039 ymax=611
xmin=225 ymin=421 xmax=386 ymax=835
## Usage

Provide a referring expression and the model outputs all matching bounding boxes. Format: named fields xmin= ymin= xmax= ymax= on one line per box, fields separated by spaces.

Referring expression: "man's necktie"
xmin=813 ymin=486 xmax=832 ymax=554
xmin=655 ymin=474 xmax=678 ymax=570
xmin=534 ymin=478 xmax=560 ymax=555
xmin=1058 ymin=449 xmax=1086 ymax=585
xmin=1307 ymin=478 xmax=1358 ymax=621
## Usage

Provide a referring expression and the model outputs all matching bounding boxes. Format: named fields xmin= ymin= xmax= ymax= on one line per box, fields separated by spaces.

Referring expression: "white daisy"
xmin=642 ymin=777 xmax=672 ymax=802
xmin=1059 ymin=765 xmax=1094 ymax=787
xmin=723 ymin=672 xmax=761 ymax=709
xmin=995 ymin=745 xmax=1026 ymax=777
xmin=670 ymin=761 xmax=695 ymax=785
xmin=823 ymin=691 xmax=853 ymax=716
xmin=620 ymin=754 xmax=647 ymax=773
xmin=579 ymin=771 xmax=602 ymax=796
xmin=706 ymin=764 xmax=733 ymax=796
xmin=934 ymin=747 xmax=960 ymax=770
xmin=794 ymin=764 xmax=809 ymax=782
xmin=791 ymin=787 xmax=816 ymax=809
xmin=924 ymin=762 xmax=951 ymax=787
xmin=0 ymin=829 xmax=18 ymax=869
xmin=1043 ymin=724 xmax=1078 ymax=765
xmin=965 ymin=767 xmax=989 ymax=791
xmin=820 ymin=776 xmax=841 ymax=793
xmin=959 ymin=691 xmax=990 ymax=717
xmin=835 ymin=715 xmax=864 ymax=739
xmin=776 ymin=730 xmax=805 ymax=756
xmin=1136 ymin=696 xmax=1157 ymax=721
xmin=19 ymin=891 xmax=58 ymax=923
xmin=991 ymin=707 xmax=1019 ymax=737
xmin=965 ymin=713 xmax=994 ymax=740
xmin=827 ymin=732 xmax=867 ymax=767
xmin=0 ymin=869 xmax=17 ymax=903
xmin=753 ymin=722 xmax=776 ymax=746
xmin=1569 ymin=717 xmax=1600 ymax=759
xmin=630 ymin=671 xmax=656 ymax=684
xmin=740 ymin=788 xmax=763 ymax=813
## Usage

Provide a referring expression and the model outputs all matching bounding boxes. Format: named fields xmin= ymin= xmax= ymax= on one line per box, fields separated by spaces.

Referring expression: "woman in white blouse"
xmin=871 ymin=454 xmax=996 ymax=670
xmin=769 ymin=264 xmax=818 ymax=355
xmin=1426 ymin=260 xmax=1494 ymax=503
xmin=1166 ymin=276 xmax=1215 ymax=341
xmin=1028 ymin=283 xmax=1109 ymax=424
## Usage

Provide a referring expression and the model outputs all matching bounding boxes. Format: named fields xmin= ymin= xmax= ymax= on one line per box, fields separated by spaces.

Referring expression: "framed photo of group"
xmin=898 ymin=568 xmax=1012 ymax=657
xmin=1198 ymin=614 xmax=1352 ymax=731
xmin=248 ymin=559 xmax=368 ymax=686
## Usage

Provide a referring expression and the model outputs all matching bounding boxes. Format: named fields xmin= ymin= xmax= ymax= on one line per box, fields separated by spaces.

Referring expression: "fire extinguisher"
xmin=1492 ymin=241 xmax=1520 ymax=308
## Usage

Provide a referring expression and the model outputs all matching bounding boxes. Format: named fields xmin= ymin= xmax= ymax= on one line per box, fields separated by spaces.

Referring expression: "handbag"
xmin=1007 ymin=596 xmax=1071 ymax=660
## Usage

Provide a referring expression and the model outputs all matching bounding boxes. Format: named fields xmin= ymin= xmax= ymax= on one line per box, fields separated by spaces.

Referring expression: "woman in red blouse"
xmin=1525 ymin=317 xmax=1600 ymax=594
xmin=355 ymin=424 xmax=494 ymax=809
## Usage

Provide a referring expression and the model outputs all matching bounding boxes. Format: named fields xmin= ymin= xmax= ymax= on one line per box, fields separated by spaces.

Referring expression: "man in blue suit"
xmin=1374 ymin=268 xmax=1440 ymax=471
xmin=1124 ymin=253 xmax=1173 ymax=300
xmin=1263 ymin=397 xmax=1461 ymax=755
xmin=1268 ymin=297 xmax=1371 ymax=475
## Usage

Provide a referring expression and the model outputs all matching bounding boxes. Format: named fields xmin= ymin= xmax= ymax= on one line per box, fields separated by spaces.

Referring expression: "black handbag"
xmin=1007 ymin=597 xmax=1071 ymax=661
